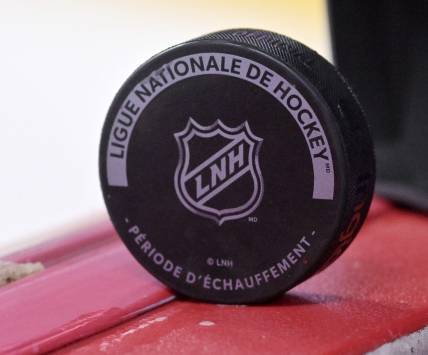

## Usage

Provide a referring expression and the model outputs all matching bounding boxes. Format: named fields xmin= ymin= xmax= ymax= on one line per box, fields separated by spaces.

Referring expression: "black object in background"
xmin=329 ymin=0 xmax=428 ymax=211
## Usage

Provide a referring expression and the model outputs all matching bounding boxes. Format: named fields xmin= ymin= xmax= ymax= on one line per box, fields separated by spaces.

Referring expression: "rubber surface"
xmin=100 ymin=29 xmax=375 ymax=303
xmin=197 ymin=29 xmax=376 ymax=270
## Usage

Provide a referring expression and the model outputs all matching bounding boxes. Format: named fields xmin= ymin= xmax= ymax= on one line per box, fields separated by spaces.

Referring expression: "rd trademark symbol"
xmin=248 ymin=216 xmax=258 ymax=223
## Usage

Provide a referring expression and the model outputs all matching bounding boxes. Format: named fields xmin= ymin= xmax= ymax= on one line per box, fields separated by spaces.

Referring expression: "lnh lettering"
xmin=195 ymin=143 xmax=246 ymax=199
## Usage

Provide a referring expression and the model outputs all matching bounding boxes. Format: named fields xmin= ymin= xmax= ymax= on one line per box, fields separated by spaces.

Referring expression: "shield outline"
xmin=174 ymin=118 xmax=264 ymax=225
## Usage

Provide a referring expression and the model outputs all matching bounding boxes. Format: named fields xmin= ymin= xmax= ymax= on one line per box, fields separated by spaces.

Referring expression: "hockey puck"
xmin=99 ymin=29 xmax=375 ymax=303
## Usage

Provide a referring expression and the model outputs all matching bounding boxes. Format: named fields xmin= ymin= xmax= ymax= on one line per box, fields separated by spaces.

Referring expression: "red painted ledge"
xmin=5 ymin=220 xmax=117 ymax=267
xmin=0 ymin=197 xmax=393 ymax=354
xmin=57 ymin=201 xmax=428 ymax=354
xmin=0 ymin=231 xmax=173 ymax=354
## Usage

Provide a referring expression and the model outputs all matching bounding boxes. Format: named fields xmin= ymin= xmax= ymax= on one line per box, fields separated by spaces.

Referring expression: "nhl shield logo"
xmin=174 ymin=118 xmax=264 ymax=225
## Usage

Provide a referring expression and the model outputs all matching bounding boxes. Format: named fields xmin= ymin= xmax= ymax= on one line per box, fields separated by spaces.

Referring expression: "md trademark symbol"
xmin=248 ymin=216 xmax=258 ymax=223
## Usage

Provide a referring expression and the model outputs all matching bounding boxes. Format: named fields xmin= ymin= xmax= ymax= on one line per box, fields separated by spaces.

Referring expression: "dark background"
xmin=329 ymin=0 xmax=428 ymax=211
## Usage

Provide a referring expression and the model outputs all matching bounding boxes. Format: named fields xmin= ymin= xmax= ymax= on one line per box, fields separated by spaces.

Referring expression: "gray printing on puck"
xmin=106 ymin=53 xmax=335 ymax=201
xmin=99 ymin=44 xmax=360 ymax=304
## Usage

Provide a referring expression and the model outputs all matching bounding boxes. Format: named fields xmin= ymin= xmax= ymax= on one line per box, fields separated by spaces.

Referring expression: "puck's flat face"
xmin=100 ymin=41 xmax=348 ymax=303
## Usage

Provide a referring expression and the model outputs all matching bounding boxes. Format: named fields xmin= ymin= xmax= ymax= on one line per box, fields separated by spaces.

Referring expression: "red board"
xmin=0 ymin=232 xmax=173 ymax=354
xmin=57 ymin=200 xmax=428 ymax=354
xmin=3 ymin=198 xmax=428 ymax=354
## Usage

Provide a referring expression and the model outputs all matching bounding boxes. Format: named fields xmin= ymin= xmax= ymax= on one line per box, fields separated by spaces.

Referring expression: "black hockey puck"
xmin=99 ymin=29 xmax=375 ymax=304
